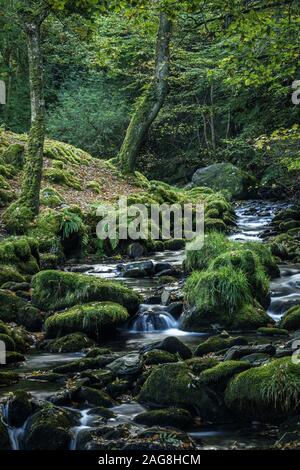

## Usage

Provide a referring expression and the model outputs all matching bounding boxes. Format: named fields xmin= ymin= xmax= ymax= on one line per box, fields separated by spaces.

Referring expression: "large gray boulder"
xmin=191 ymin=163 xmax=255 ymax=200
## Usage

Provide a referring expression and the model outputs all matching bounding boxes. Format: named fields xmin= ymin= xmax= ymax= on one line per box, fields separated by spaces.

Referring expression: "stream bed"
xmin=1 ymin=200 xmax=299 ymax=450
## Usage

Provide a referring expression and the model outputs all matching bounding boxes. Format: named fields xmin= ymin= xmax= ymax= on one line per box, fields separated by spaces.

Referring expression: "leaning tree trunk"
xmin=118 ymin=12 xmax=172 ymax=173
xmin=19 ymin=19 xmax=45 ymax=215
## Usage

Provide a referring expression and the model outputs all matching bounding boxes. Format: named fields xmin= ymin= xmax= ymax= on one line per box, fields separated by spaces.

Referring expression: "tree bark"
xmin=118 ymin=12 xmax=172 ymax=173
xmin=18 ymin=18 xmax=45 ymax=215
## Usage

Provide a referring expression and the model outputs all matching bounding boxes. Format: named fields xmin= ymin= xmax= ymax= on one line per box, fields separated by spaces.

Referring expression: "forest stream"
xmin=1 ymin=199 xmax=299 ymax=450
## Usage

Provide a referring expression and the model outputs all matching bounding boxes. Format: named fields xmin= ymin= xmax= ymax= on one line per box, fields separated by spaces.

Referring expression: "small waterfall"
xmin=131 ymin=304 xmax=178 ymax=332
xmin=69 ymin=408 xmax=92 ymax=450
xmin=1 ymin=403 xmax=27 ymax=450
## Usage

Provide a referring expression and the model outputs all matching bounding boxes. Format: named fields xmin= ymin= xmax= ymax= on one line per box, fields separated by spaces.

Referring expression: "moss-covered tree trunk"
xmin=20 ymin=18 xmax=45 ymax=214
xmin=118 ymin=12 xmax=172 ymax=174
xmin=3 ymin=8 xmax=47 ymax=233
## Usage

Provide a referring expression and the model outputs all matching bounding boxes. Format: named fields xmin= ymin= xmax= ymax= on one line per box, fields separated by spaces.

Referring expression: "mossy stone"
xmin=279 ymin=306 xmax=300 ymax=331
xmin=225 ymin=358 xmax=300 ymax=422
xmin=199 ymin=360 xmax=250 ymax=391
xmin=143 ymin=349 xmax=178 ymax=365
xmin=32 ymin=270 xmax=141 ymax=314
xmin=47 ymin=333 xmax=95 ymax=353
xmin=45 ymin=302 xmax=129 ymax=340
xmin=194 ymin=335 xmax=247 ymax=356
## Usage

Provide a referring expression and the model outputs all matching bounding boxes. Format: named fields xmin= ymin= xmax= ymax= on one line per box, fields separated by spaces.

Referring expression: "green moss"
xmin=0 ymin=174 xmax=11 ymax=191
xmin=0 ymin=371 xmax=19 ymax=387
xmin=0 ymin=163 xmax=16 ymax=178
xmin=230 ymin=303 xmax=272 ymax=330
xmin=279 ymin=306 xmax=300 ymax=330
xmin=194 ymin=335 xmax=247 ymax=356
xmin=44 ymin=167 xmax=82 ymax=190
xmin=138 ymin=362 xmax=214 ymax=412
xmin=0 ymin=290 xmax=42 ymax=331
xmin=44 ymin=140 xmax=91 ymax=166
xmin=143 ymin=349 xmax=178 ymax=365
xmin=257 ymin=327 xmax=289 ymax=336
xmin=0 ymin=333 xmax=15 ymax=351
xmin=24 ymin=403 xmax=78 ymax=450
xmin=185 ymin=357 xmax=219 ymax=374
xmin=45 ymin=302 xmax=129 ymax=340
xmin=86 ymin=180 xmax=101 ymax=194
xmin=199 ymin=360 xmax=250 ymax=391
xmin=0 ymin=265 xmax=25 ymax=287
xmin=32 ymin=270 xmax=141 ymax=314
xmin=0 ymin=236 xmax=39 ymax=274
xmin=47 ymin=333 xmax=95 ymax=353
xmin=40 ymin=187 xmax=65 ymax=208
xmin=2 ymin=202 xmax=34 ymax=234
xmin=134 ymin=408 xmax=193 ymax=430
xmin=225 ymin=358 xmax=300 ymax=422
xmin=2 ymin=143 xmax=25 ymax=168
xmin=205 ymin=218 xmax=227 ymax=232
xmin=0 ymin=188 xmax=14 ymax=208
xmin=6 ymin=351 xmax=25 ymax=364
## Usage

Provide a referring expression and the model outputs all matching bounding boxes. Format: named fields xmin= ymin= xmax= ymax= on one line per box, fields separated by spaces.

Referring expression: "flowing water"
xmin=2 ymin=199 xmax=300 ymax=450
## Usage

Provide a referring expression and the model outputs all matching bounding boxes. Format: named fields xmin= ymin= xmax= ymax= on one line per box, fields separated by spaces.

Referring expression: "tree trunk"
xmin=18 ymin=19 xmax=45 ymax=215
xmin=118 ymin=12 xmax=172 ymax=173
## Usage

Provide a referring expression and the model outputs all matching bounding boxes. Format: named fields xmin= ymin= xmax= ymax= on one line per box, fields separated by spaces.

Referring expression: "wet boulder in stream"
xmin=24 ymin=404 xmax=79 ymax=450
xmin=138 ymin=362 xmax=222 ymax=420
xmin=140 ymin=336 xmax=192 ymax=360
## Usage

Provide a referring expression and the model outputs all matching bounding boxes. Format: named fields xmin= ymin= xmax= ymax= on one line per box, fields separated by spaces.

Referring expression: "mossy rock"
xmin=86 ymin=181 xmax=101 ymax=194
xmin=0 ymin=371 xmax=19 ymax=387
xmin=0 ymin=236 xmax=40 ymax=274
xmin=46 ymin=333 xmax=95 ymax=353
xmin=225 ymin=358 xmax=300 ymax=422
xmin=199 ymin=360 xmax=250 ymax=392
xmin=140 ymin=336 xmax=192 ymax=360
xmin=0 ymin=333 xmax=15 ymax=351
xmin=45 ymin=302 xmax=129 ymax=341
xmin=5 ymin=351 xmax=25 ymax=365
xmin=72 ymin=386 xmax=115 ymax=407
xmin=143 ymin=349 xmax=178 ymax=365
xmin=205 ymin=218 xmax=227 ymax=232
xmin=32 ymin=270 xmax=141 ymax=314
xmin=191 ymin=163 xmax=254 ymax=200
xmin=209 ymin=249 xmax=270 ymax=309
xmin=0 ymin=188 xmax=14 ymax=208
xmin=85 ymin=347 xmax=112 ymax=358
xmin=52 ymin=355 xmax=117 ymax=374
xmin=5 ymin=391 xmax=35 ymax=427
xmin=0 ymin=289 xmax=43 ymax=331
xmin=185 ymin=231 xmax=232 ymax=271
xmin=257 ymin=327 xmax=289 ymax=337
xmin=194 ymin=335 xmax=247 ymax=357
xmin=44 ymin=167 xmax=82 ymax=190
xmin=0 ymin=265 xmax=25 ymax=287
xmin=2 ymin=143 xmax=25 ymax=168
xmin=182 ymin=266 xmax=252 ymax=329
xmin=24 ymin=404 xmax=79 ymax=450
xmin=134 ymin=408 xmax=193 ymax=430
xmin=229 ymin=303 xmax=272 ymax=330
xmin=40 ymin=187 xmax=65 ymax=208
xmin=279 ymin=306 xmax=300 ymax=331
xmin=138 ymin=362 xmax=220 ymax=419
xmin=185 ymin=357 xmax=219 ymax=374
